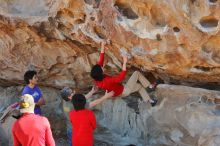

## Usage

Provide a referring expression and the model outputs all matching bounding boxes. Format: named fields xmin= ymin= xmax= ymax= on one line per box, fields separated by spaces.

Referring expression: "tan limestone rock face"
xmin=0 ymin=0 xmax=220 ymax=88
xmin=0 ymin=16 xmax=120 ymax=88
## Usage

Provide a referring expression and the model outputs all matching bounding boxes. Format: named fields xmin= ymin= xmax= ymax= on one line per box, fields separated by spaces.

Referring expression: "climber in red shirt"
xmin=69 ymin=94 xmax=96 ymax=146
xmin=90 ymin=41 xmax=158 ymax=106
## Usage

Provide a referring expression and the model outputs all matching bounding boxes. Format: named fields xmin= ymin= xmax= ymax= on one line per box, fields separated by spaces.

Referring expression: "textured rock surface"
xmin=94 ymin=84 xmax=220 ymax=146
xmin=2 ymin=85 xmax=220 ymax=146
xmin=1 ymin=0 xmax=220 ymax=146
xmin=0 ymin=0 xmax=220 ymax=87
xmin=0 ymin=86 xmax=66 ymax=146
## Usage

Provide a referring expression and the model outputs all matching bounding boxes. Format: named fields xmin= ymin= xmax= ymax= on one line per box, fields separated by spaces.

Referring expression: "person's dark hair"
xmin=24 ymin=70 xmax=37 ymax=84
xmin=90 ymin=64 xmax=104 ymax=81
xmin=71 ymin=94 xmax=86 ymax=111
xmin=60 ymin=87 xmax=72 ymax=101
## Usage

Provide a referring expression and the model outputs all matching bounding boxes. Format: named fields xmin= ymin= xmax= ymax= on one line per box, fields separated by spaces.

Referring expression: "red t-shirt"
xmin=96 ymin=52 xmax=126 ymax=96
xmin=12 ymin=113 xmax=55 ymax=146
xmin=69 ymin=109 xmax=96 ymax=146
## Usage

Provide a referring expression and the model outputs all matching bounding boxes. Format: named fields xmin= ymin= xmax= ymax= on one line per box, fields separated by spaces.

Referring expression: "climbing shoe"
xmin=146 ymin=86 xmax=155 ymax=93
xmin=150 ymin=98 xmax=158 ymax=107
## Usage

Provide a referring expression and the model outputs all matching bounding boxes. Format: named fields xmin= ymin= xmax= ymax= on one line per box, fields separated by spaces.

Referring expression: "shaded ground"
xmin=55 ymin=136 xmax=114 ymax=146
xmin=55 ymin=138 xmax=68 ymax=146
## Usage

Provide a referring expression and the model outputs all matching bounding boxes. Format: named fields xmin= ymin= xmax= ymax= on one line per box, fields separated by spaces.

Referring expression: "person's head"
xmin=71 ymin=94 xmax=86 ymax=111
xmin=90 ymin=64 xmax=104 ymax=81
xmin=60 ymin=87 xmax=74 ymax=101
xmin=24 ymin=70 xmax=37 ymax=85
xmin=19 ymin=94 xmax=35 ymax=113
